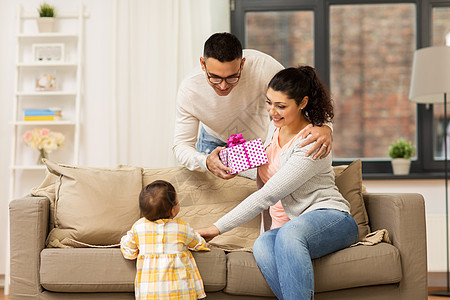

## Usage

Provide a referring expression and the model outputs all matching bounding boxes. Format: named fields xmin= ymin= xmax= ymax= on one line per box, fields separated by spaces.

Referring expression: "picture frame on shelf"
xmin=32 ymin=43 xmax=65 ymax=63
xmin=35 ymin=71 xmax=57 ymax=91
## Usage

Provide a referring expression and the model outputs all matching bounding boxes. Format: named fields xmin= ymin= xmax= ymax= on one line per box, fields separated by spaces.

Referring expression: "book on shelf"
xmin=24 ymin=115 xmax=61 ymax=121
xmin=23 ymin=108 xmax=62 ymax=121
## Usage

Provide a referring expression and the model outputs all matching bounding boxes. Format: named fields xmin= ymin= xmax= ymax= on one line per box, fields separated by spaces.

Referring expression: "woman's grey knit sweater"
xmin=214 ymin=124 xmax=350 ymax=234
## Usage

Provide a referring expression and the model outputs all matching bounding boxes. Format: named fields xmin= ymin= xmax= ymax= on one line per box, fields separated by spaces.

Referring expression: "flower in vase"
xmin=22 ymin=127 xmax=65 ymax=153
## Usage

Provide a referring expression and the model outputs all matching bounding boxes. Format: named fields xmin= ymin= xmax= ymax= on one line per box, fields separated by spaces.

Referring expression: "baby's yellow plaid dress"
xmin=120 ymin=217 xmax=209 ymax=299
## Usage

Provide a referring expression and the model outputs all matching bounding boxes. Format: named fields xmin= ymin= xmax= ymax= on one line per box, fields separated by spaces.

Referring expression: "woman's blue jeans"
xmin=253 ymin=209 xmax=359 ymax=300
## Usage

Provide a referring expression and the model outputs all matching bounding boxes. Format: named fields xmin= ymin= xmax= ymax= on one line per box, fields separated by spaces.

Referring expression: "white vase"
xmin=37 ymin=17 xmax=55 ymax=33
xmin=391 ymin=158 xmax=411 ymax=175
xmin=37 ymin=149 xmax=49 ymax=165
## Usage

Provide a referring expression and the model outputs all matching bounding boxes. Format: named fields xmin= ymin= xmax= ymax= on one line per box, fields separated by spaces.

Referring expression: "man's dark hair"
xmin=139 ymin=180 xmax=177 ymax=221
xmin=203 ymin=32 xmax=243 ymax=62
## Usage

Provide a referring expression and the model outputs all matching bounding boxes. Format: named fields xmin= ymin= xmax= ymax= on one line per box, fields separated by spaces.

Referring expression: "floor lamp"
xmin=409 ymin=46 xmax=450 ymax=296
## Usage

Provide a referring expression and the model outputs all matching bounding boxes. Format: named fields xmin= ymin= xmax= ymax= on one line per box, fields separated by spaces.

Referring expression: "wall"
xmin=0 ymin=0 xmax=447 ymax=282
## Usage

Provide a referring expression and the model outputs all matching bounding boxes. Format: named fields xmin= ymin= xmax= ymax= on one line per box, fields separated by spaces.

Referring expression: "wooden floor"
xmin=429 ymin=287 xmax=450 ymax=299
xmin=0 ymin=288 xmax=449 ymax=299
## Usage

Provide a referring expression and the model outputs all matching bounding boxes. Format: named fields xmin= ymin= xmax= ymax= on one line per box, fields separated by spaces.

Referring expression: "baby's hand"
xmin=196 ymin=226 xmax=220 ymax=242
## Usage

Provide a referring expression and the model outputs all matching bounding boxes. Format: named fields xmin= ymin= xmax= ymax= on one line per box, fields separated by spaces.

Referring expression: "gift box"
xmin=219 ymin=133 xmax=268 ymax=174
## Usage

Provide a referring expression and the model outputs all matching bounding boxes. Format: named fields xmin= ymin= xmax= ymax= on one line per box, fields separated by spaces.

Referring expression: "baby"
xmin=121 ymin=180 xmax=209 ymax=299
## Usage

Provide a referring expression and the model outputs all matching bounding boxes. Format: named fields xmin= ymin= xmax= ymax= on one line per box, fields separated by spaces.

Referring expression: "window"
xmin=246 ymin=11 xmax=314 ymax=67
xmin=432 ymin=6 xmax=450 ymax=160
xmin=231 ymin=0 xmax=449 ymax=176
xmin=330 ymin=4 xmax=416 ymax=159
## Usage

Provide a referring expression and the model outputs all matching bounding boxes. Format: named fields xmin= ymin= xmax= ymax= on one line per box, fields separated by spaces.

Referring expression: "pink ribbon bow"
xmin=227 ymin=133 xmax=246 ymax=147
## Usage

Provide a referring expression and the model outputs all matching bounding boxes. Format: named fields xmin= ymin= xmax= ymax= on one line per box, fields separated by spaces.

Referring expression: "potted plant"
xmin=37 ymin=2 xmax=55 ymax=33
xmin=388 ymin=138 xmax=415 ymax=175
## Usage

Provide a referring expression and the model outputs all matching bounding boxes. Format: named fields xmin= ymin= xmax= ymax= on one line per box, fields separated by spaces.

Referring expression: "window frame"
xmin=231 ymin=0 xmax=449 ymax=178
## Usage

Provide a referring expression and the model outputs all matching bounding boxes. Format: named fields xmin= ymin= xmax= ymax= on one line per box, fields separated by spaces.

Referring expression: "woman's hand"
xmin=298 ymin=124 xmax=332 ymax=160
xmin=196 ymin=225 xmax=220 ymax=242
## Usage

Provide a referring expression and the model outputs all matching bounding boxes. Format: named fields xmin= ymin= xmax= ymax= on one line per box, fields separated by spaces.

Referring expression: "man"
xmin=173 ymin=33 xmax=332 ymax=179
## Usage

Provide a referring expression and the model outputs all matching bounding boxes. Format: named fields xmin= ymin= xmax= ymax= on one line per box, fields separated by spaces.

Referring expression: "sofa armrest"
xmin=363 ymin=193 xmax=427 ymax=299
xmin=9 ymin=196 xmax=50 ymax=298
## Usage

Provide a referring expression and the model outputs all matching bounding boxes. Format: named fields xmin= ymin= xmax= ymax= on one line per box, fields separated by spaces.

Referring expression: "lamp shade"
xmin=409 ymin=46 xmax=450 ymax=104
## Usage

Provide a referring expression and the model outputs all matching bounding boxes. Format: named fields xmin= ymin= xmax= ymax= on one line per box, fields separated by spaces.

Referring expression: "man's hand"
xmin=197 ymin=225 xmax=220 ymax=242
xmin=206 ymin=147 xmax=237 ymax=179
xmin=299 ymin=124 xmax=333 ymax=160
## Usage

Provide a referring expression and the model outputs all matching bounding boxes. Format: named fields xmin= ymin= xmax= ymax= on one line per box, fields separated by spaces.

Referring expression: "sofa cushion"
xmin=40 ymin=248 xmax=135 ymax=292
xmin=334 ymin=159 xmax=371 ymax=240
xmin=40 ymin=248 xmax=227 ymax=293
xmin=224 ymin=242 xmax=401 ymax=296
xmin=142 ymin=167 xmax=260 ymax=251
xmin=313 ymin=243 xmax=402 ymax=292
xmin=192 ymin=250 xmax=227 ymax=292
xmin=43 ymin=160 xmax=142 ymax=247
xmin=225 ymin=252 xmax=275 ymax=297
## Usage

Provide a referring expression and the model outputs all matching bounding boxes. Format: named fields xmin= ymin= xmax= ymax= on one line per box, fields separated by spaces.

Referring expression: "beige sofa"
xmin=9 ymin=161 xmax=428 ymax=299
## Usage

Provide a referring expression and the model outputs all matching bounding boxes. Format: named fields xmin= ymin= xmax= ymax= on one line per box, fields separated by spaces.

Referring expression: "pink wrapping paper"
xmin=219 ymin=134 xmax=268 ymax=174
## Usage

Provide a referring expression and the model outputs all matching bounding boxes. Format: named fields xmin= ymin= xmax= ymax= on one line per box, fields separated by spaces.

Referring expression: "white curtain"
xmin=111 ymin=0 xmax=230 ymax=167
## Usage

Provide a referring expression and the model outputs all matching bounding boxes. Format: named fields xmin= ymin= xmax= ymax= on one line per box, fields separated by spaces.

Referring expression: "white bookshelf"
xmin=6 ymin=3 xmax=88 ymax=295
xmin=9 ymin=3 xmax=85 ymax=176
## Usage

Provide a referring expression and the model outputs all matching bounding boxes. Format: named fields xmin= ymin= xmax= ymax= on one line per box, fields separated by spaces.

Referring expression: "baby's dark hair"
xmin=203 ymin=32 xmax=243 ymax=62
xmin=268 ymin=66 xmax=334 ymax=126
xmin=139 ymin=180 xmax=177 ymax=221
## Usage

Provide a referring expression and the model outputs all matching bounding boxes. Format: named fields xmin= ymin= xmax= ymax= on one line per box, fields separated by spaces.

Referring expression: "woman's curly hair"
xmin=267 ymin=66 xmax=334 ymax=126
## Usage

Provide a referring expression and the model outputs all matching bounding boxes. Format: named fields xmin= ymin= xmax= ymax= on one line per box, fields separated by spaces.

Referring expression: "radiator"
xmin=427 ymin=214 xmax=449 ymax=272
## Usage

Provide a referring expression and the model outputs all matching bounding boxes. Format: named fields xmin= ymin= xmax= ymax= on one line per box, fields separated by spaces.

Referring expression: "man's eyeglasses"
xmin=204 ymin=63 xmax=242 ymax=85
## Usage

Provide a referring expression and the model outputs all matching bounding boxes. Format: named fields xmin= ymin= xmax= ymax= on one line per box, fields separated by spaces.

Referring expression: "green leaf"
xmin=388 ymin=138 xmax=415 ymax=159
xmin=38 ymin=3 xmax=55 ymax=18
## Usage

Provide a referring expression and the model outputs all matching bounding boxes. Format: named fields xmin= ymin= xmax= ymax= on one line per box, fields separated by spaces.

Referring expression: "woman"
xmin=197 ymin=66 xmax=358 ymax=300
